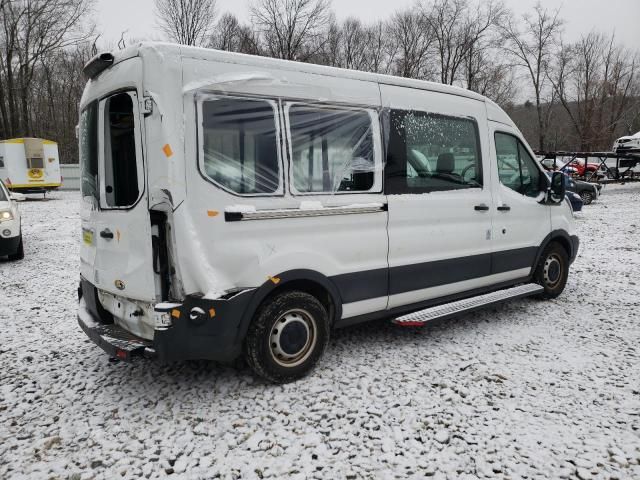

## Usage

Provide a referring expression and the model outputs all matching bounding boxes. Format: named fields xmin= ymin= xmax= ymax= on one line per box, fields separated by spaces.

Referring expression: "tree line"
xmin=1 ymin=0 xmax=638 ymax=164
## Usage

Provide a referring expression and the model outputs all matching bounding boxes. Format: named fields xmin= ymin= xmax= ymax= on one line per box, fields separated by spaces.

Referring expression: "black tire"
xmin=8 ymin=235 xmax=24 ymax=261
xmin=579 ymin=191 xmax=593 ymax=205
xmin=533 ymin=241 xmax=569 ymax=299
xmin=244 ymin=291 xmax=330 ymax=383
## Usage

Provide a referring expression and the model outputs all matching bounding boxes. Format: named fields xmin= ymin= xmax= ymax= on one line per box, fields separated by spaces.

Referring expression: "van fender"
xmin=532 ymin=229 xmax=579 ymax=272
xmin=234 ymin=269 xmax=343 ymax=345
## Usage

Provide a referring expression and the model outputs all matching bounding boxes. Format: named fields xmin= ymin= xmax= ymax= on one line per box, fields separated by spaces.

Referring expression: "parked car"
xmin=77 ymin=42 xmax=578 ymax=383
xmin=0 ymin=178 xmax=24 ymax=260
xmin=613 ymin=131 xmax=640 ymax=154
xmin=567 ymin=176 xmax=601 ymax=205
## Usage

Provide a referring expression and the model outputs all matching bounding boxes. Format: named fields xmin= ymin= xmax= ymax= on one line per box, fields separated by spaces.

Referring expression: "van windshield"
xmin=79 ymin=101 xmax=99 ymax=204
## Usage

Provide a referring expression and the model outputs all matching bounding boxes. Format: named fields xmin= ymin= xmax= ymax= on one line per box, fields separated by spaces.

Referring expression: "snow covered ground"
xmin=1 ymin=186 xmax=639 ymax=480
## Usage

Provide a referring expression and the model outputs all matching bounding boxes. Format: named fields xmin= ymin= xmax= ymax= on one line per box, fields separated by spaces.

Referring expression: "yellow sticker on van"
xmin=82 ymin=229 xmax=93 ymax=245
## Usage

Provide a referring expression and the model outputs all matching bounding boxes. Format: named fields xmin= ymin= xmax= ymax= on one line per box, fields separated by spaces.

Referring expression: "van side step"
xmin=391 ymin=283 xmax=544 ymax=326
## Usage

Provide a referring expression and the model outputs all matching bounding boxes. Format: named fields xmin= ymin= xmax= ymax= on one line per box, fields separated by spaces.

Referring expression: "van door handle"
xmin=474 ymin=204 xmax=490 ymax=211
xmin=497 ymin=204 xmax=511 ymax=212
xmin=100 ymin=228 xmax=114 ymax=239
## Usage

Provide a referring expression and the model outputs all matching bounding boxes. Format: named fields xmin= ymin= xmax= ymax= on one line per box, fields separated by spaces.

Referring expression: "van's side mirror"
xmin=548 ymin=172 xmax=565 ymax=204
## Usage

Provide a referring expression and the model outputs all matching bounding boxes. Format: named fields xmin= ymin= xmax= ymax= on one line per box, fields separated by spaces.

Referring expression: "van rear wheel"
xmin=245 ymin=291 xmax=329 ymax=383
xmin=534 ymin=241 xmax=569 ymax=299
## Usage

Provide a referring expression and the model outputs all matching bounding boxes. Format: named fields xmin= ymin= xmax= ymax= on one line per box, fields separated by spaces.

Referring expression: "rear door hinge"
xmin=140 ymin=96 xmax=153 ymax=116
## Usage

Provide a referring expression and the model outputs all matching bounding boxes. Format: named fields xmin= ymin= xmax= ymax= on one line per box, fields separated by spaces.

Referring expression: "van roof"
xmin=106 ymin=41 xmax=489 ymax=103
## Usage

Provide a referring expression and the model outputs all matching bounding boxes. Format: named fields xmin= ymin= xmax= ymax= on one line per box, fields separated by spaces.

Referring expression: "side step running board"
xmin=392 ymin=283 xmax=544 ymax=327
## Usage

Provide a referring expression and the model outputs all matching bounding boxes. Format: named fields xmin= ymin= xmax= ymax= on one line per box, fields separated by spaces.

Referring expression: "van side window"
xmin=0 ymin=157 xmax=4 ymax=168
xmin=104 ymin=92 xmax=140 ymax=207
xmin=288 ymin=105 xmax=375 ymax=193
xmin=495 ymin=133 xmax=542 ymax=197
xmin=386 ymin=110 xmax=482 ymax=194
xmin=202 ymin=98 xmax=280 ymax=195
xmin=80 ymin=101 xmax=99 ymax=203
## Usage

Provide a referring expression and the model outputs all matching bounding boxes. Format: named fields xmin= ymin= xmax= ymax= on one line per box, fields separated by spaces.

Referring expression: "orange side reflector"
xmin=171 ymin=309 xmax=181 ymax=319
xmin=209 ymin=308 xmax=216 ymax=318
xmin=162 ymin=144 xmax=173 ymax=158
xmin=269 ymin=276 xmax=281 ymax=285
xmin=207 ymin=210 xmax=219 ymax=217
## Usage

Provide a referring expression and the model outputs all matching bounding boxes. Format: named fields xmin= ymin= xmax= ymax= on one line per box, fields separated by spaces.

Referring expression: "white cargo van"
xmin=77 ymin=43 xmax=578 ymax=382
xmin=0 ymin=138 xmax=62 ymax=193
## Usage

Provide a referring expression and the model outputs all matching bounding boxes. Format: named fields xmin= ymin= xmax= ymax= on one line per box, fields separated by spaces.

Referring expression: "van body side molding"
xmin=224 ymin=203 xmax=387 ymax=222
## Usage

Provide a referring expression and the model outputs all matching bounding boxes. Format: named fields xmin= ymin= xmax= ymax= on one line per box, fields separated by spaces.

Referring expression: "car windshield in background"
xmin=0 ymin=181 xmax=8 ymax=201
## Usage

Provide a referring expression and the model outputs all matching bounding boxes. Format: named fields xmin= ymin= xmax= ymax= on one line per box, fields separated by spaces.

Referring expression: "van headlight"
xmin=0 ymin=210 xmax=13 ymax=222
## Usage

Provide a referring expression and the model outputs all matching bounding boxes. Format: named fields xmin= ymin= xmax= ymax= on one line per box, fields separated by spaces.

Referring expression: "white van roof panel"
xmin=110 ymin=42 xmax=489 ymax=103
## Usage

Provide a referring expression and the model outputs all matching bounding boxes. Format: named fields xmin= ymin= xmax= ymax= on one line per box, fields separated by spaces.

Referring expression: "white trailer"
xmin=0 ymin=138 xmax=62 ymax=193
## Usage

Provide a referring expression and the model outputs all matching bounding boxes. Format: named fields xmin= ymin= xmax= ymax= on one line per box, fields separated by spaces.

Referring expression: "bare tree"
xmin=387 ymin=7 xmax=434 ymax=79
xmin=155 ymin=0 xmax=217 ymax=47
xmin=501 ymin=3 xmax=563 ymax=150
xmin=464 ymin=47 xmax=516 ymax=105
xmin=425 ymin=0 xmax=505 ymax=85
xmin=0 ymin=0 xmax=94 ymax=138
xmin=210 ymin=13 xmax=261 ymax=54
xmin=250 ymin=0 xmax=332 ymax=61
xmin=550 ymin=32 xmax=639 ymax=150
xmin=31 ymin=42 xmax=93 ymax=162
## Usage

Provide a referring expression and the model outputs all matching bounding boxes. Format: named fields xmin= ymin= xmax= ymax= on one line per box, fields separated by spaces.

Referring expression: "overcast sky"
xmin=93 ymin=0 xmax=639 ymax=50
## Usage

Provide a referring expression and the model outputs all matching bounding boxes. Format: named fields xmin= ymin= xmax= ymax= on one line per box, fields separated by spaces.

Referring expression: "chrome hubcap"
xmin=543 ymin=254 xmax=562 ymax=287
xmin=269 ymin=309 xmax=316 ymax=367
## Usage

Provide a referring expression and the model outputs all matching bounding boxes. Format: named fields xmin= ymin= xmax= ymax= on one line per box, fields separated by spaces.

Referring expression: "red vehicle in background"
xmin=540 ymin=157 xmax=599 ymax=178
xmin=565 ymin=159 xmax=600 ymax=177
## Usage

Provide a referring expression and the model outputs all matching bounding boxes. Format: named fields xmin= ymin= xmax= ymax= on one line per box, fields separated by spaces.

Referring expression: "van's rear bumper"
xmin=78 ymin=300 xmax=152 ymax=361
xmin=78 ymin=277 xmax=252 ymax=363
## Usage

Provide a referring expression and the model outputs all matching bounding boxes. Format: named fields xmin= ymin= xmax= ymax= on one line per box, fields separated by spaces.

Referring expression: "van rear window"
xmin=79 ymin=101 xmax=99 ymax=203
xmin=201 ymin=98 xmax=280 ymax=195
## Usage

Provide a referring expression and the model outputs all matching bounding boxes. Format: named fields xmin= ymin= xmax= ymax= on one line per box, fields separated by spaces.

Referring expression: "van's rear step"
xmin=78 ymin=318 xmax=152 ymax=362
xmin=392 ymin=283 xmax=544 ymax=326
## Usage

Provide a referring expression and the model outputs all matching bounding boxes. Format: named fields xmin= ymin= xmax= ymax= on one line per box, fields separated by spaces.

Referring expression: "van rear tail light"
xmin=116 ymin=349 xmax=127 ymax=360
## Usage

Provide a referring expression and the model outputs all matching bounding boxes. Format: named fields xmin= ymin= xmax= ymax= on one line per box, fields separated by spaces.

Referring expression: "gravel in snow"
xmin=1 ymin=185 xmax=639 ymax=479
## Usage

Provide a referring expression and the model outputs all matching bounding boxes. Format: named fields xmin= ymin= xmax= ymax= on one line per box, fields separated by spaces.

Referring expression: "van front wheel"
xmin=534 ymin=241 xmax=569 ymax=299
xmin=245 ymin=291 xmax=330 ymax=383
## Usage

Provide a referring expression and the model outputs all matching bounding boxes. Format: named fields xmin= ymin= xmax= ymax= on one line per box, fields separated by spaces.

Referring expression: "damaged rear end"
xmin=77 ymin=45 xmax=255 ymax=364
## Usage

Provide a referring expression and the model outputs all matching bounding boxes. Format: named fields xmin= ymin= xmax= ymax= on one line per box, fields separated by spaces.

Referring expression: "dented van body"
xmin=77 ymin=43 xmax=577 ymax=382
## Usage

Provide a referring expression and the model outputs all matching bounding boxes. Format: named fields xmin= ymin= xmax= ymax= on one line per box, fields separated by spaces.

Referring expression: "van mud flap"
xmin=78 ymin=300 xmax=152 ymax=361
